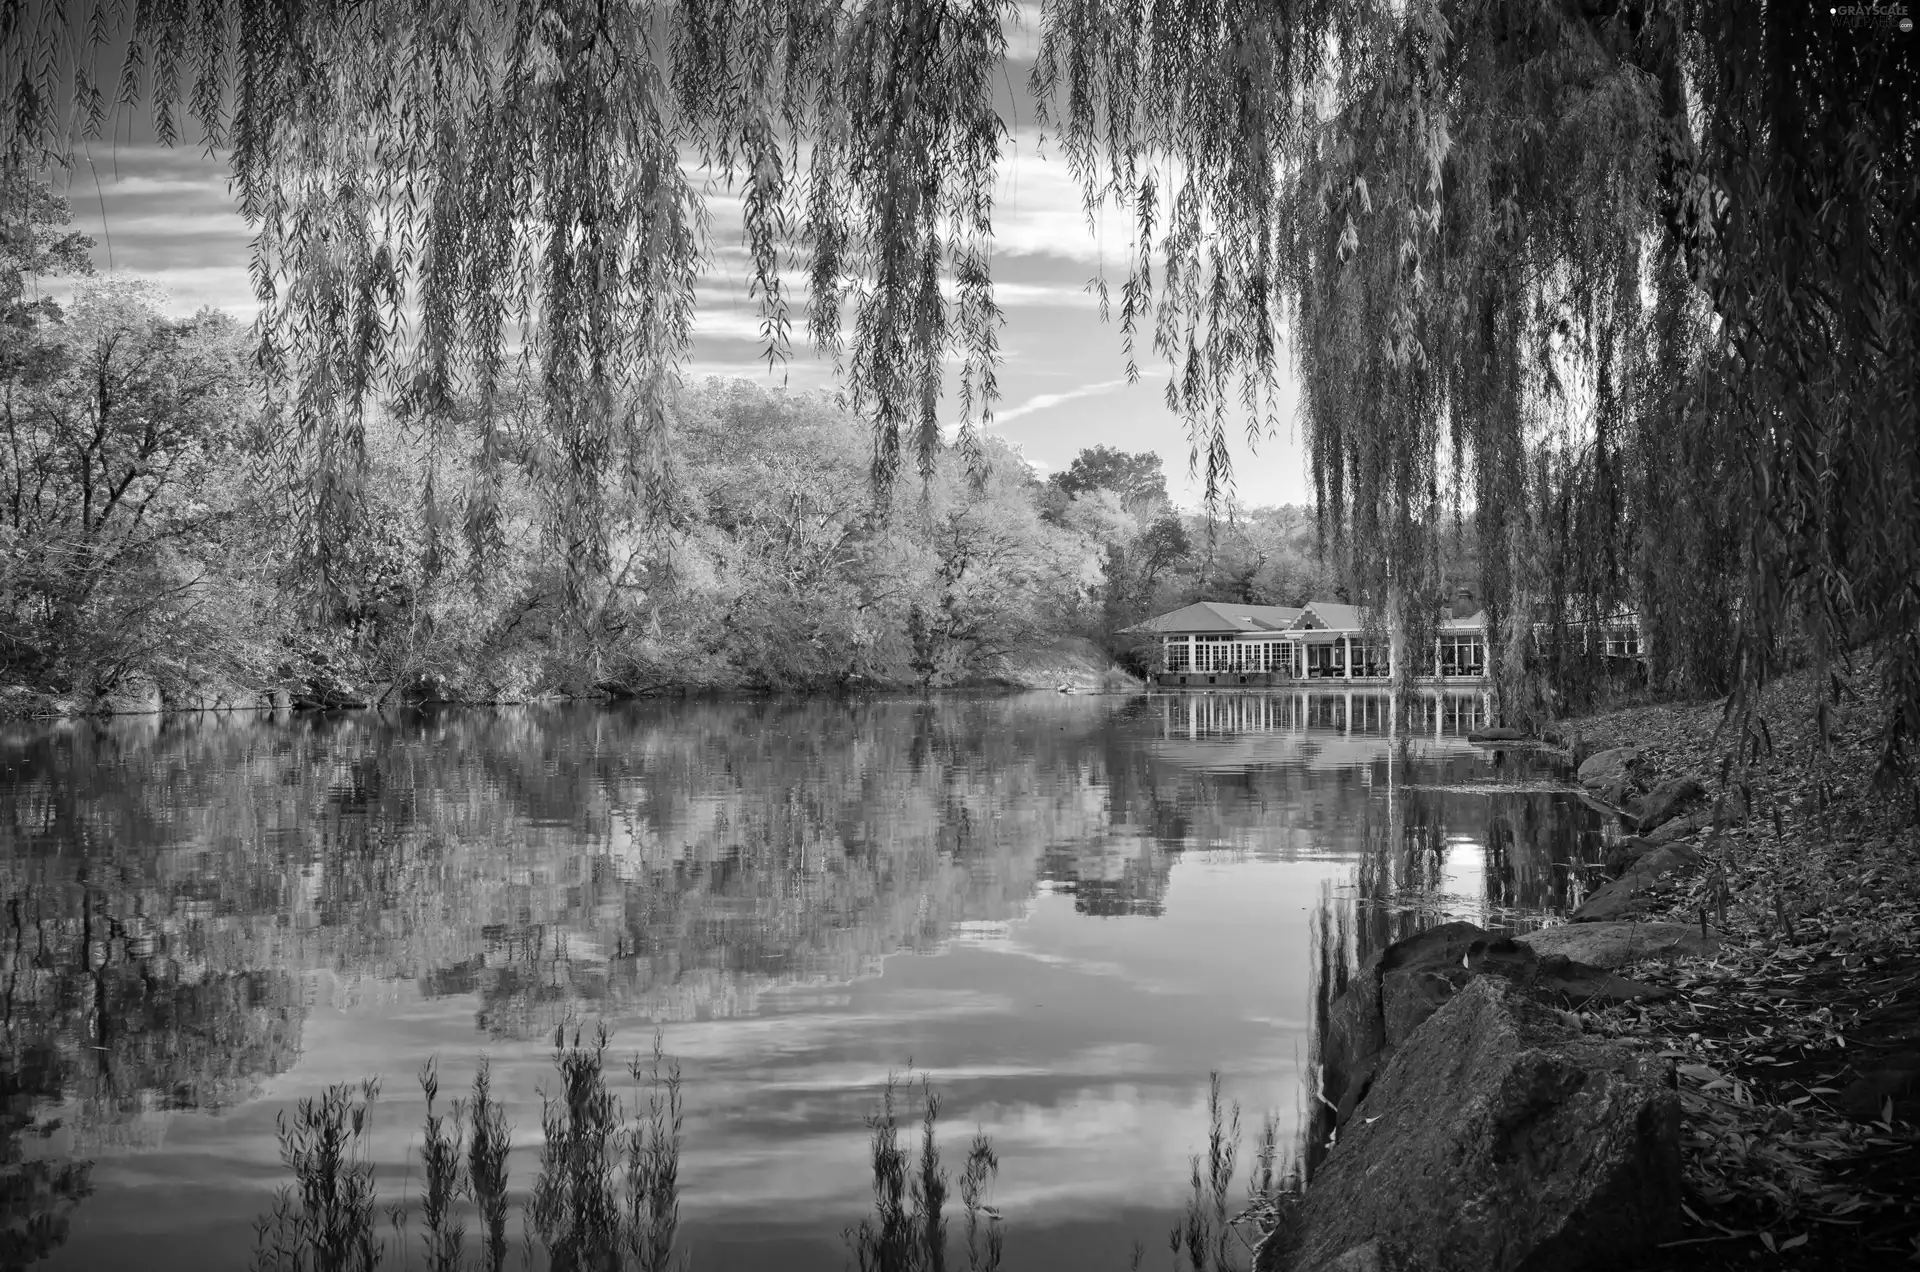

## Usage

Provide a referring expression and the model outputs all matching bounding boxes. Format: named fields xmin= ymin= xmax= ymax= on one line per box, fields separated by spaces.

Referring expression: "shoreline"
xmin=1268 ymin=661 xmax=1918 ymax=1270
xmin=1555 ymin=669 xmax=1919 ymax=1268
xmin=0 ymin=639 xmax=1150 ymax=723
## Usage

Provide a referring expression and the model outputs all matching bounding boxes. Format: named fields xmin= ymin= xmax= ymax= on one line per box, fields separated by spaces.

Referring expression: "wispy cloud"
xmin=993 ymin=374 xmax=1154 ymax=426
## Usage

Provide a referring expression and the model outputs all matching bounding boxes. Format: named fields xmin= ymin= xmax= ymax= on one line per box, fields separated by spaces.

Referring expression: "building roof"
xmin=1296 ymin=601 xmax=1367 ymax=631
xmin=1130 ymin=599 xmax=1493 ymax=637
xmin=1123 ymin=601 xmax=1304 ymax=635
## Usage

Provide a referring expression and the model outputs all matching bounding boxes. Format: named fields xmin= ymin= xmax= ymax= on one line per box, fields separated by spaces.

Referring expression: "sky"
xmin=47 ymin=19 xmax=1314 ymax=511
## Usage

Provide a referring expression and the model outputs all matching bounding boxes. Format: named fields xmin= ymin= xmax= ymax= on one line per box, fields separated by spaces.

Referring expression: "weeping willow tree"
xmin=1 ymin=0 xmax=1012 ymax=606
xmin=1036 ymin=0 xmax=1917 ymax=778
xmin=4 ymin=0 xmax=1915 ymax=780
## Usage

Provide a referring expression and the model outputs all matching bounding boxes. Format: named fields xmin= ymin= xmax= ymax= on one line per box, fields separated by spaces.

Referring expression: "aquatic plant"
xmin=845 ymin=1074 xmax=1001 ymax=1272
xmin=530 ymin=1026 xmax=684 ymax=1272
xmin=415 ymin=1060 xmax=466 ymax=1272
xmin=251 ymin=1079 xmax=385 ymax=1272
xmin=253 ymin=1042 xmax=1293 ymax=1272
xmin=467 ymin=1060 xmax=513 ymax=1272
xmin=1166 ymin=1075 xmax=1297 ymax=1272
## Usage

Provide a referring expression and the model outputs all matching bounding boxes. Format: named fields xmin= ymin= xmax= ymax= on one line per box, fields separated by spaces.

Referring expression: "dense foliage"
xmin=1038 ymin=2 xmax=1916 ymax=768
xmin=1 ymin=190 xmax=1345 ymax=706
xmin=3 ymin=3 xmax=1912 ymax=773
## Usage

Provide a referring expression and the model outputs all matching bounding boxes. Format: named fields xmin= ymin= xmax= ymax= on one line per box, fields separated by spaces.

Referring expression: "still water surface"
xmin=1 ymin=691 xmax=1607 ymax=1270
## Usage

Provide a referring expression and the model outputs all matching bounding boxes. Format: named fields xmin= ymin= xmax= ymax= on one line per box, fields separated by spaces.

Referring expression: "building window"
xmin=1605 ymin=631 xmax=1640 ymax=659
xmin=1166 ymin=639 xmax=1191 ymax=671
xmin=1440 ymin=635 xmax=1485 ymax=677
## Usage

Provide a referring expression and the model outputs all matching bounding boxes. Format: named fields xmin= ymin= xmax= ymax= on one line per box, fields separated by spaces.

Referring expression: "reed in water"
xmin=251 ymin=1043 xmax=1287 ymax=1271
xmin=845 ymin=1072 xmax=1003 ymax=1272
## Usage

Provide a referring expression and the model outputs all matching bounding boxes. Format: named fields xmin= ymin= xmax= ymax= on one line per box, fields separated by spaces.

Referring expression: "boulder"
xmin=1333 ymin=1050 xmax=1386 ymax=1130
xmin=1518 ymin=922 xmax=1720 ymax=969
xmin=1632 ymin=778 xmax=1705 ymax=832
xmin=1601 ymin=836 xmax=1657 ymax=879
xmin=1568 ymin=888 xmax=1655 ymax=923
xmin=1377 ymin=922 xmax=1491 ymax=1047
xmin=1322 ymin=965 xmax=1385 ymax=1112
xmin=1646 ymin=809 xmax=1712 ymax=844
xmin=1259 ymin=978 xmax=1682 ymax=1272
xmin=1575 ymin=746 xmax=1639 ymax=792
xmin=1572 ymin=842 xmax=1702 ymax=922
xmin=1384 ymin=965 xmax=1475 ymax=1047
xmin=1379 ymin=921 xmax=1491 ymax=974
xmin=1462 ymin=938 xmax=1670 ymax=1006
xmin=1304 ymin=1243 xmax=1412 ymax=1272
xmin=1468 ymin=727 xmax=1530 ymax=744
xmin=1322 ymin=924 xmax=1490 ymax=1111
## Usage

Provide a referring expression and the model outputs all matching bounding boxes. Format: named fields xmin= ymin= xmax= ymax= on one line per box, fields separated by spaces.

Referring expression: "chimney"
xmin=1452 ymin=587 xmax=1477 ymax=619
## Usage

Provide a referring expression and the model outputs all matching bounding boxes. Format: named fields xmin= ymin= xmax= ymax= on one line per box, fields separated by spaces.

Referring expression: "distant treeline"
xmin=1 ymin=188 xmax=1393 ymax=712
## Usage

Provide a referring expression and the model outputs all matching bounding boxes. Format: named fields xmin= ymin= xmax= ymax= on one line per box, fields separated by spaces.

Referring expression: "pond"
xmin=0 ymin=691 xmax=1609 ymax=1271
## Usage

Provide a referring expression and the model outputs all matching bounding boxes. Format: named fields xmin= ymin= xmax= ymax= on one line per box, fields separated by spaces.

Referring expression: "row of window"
xmin=1166 ymin=638 xmax=1297 ymax=673
xmin=1163 ymin=630 xmax=1640 ymax=672
xmin=1165 ymin=635 xmax=1489 ymax=676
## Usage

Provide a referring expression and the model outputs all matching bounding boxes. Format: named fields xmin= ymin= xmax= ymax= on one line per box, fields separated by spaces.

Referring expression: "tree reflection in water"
xmin=0 ymin=692 xmax=1606 ymax=1264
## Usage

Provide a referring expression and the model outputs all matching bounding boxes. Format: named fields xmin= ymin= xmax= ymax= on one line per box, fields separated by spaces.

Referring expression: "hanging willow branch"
xmin=1 ymin=0 xmax=1012 ymax=596
xmin=5 ymin=0 xmax=1915 ymax=782
xmin=1039 ymin=0 xmax=1917 ymax=782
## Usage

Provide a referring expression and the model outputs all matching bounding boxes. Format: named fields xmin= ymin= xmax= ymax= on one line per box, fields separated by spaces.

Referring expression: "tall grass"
xmin=844 ymin=1073 xmax=1002 ymax=1272
xmin=528 ymin=1025 xmax=683 ymax=1272
xmin=1167 ymin=1075 xmax=1297 ymax=1272
xmin=251 ymin=1079 xmax=385 ymax=1272
xmin=468 ymin=1060 xmax=512 ymax=1272
xmin=254 ymin=1047 xmax=1288 ymax=1272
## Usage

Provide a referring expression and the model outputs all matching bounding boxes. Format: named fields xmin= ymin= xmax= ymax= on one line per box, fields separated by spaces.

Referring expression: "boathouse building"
xmin=1128 ymin=600 xmax=1491 ymax=688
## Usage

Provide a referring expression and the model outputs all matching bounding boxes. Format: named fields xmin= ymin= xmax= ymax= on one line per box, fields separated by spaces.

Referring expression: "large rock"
xmin=1462 ymin=938 xmax=1670 ymax=1007
xmin=1322 ymin=924 xmax=1489 ymax=1113
xmin=1322 ymin=965 xmax=1385 ymax=1113
xmin=1319 ymin=921 xmax=1669 ymax=1133
xmin=1261 ymin=978 xmax=1682 ymax=1272
xmin=1377 ymin=922 xmax=1489 ymax=1047
xmin=1575 ymin=746 xmax=1639 ymax=792
xmin=1379 ymin=921 xmax=1490 ymax=976
xmin=1632 ymin=778 xmax=1704 ymax=832
xmin=1302 ymin=1243 xmax=1411 ymax=1272
xmin=1645 ymin=810 xmax=1712 ymax=844
xmin=1519 ymin=922 xmax=1719 ymax=969
xmin=1600 ymin=836 xmax=1656 ymax=879
xmin=1384 ymin=965 xmax=1475 ymax=1048
xmin=1572 ymin=842 xmax=1702 ymax=922
xmin=1468 ymin=727 xmax=1530 ymax=744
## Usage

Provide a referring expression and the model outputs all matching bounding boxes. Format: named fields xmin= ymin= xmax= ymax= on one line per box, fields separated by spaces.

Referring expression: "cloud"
xmin=992 ymin=374 xmax=1154 ymax=426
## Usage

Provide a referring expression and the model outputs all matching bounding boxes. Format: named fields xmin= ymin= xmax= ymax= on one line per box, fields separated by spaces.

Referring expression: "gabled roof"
xmin=1123 ymin=601 xmax=1304 ymax=635
xmin=1294 ymin=601 xmax=1368 ymax=631
xmin=1129 ymin=599 xmax=1493 ymax=637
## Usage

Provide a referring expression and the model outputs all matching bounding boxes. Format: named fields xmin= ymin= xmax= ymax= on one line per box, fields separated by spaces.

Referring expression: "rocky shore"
xmin=1262 ymin=661 xmax=1919 ymax=1271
